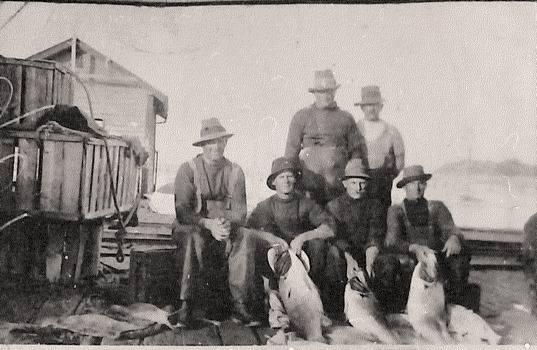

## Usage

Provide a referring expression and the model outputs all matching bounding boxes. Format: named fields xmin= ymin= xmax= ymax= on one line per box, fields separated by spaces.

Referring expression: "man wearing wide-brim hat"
xmin=326 ymin=158 xmax=387 ymax=316
xmin=245 ymin=157 xmax=339 ymax=319
xmin=172 ymin=117 xmax=259 ymax=326
xmin=284 ymin=69 xmax=367 ymax=206
xmin=382 ymin=165 xmax=473 ymax=312
xmin=355 ymin=85 xmax=405 ymax=211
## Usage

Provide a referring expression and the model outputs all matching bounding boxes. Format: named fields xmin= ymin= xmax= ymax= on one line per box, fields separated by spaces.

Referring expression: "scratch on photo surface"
xmin=261 ymin=116 xmax=278 ymax=133
xmin=499 ymin=132 xmax=519 ymax=151
xmin=502 ymin=176 xmax=517 ymax=198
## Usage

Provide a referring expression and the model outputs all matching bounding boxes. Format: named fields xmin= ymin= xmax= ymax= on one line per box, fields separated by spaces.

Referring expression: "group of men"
xmin=170 ymin=69 xmax=472 ymax=327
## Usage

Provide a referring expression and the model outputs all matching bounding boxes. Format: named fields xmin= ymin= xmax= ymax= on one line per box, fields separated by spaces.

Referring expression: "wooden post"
xmin=45 ymin=222 xmax=64 ymax=283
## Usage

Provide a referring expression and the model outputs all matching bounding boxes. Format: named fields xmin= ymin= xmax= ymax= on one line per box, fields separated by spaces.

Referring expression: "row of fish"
xmin=267 ymin=247 xmax=502 ymax=345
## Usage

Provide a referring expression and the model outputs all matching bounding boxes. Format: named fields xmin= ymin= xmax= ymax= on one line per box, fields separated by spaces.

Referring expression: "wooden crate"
xmin=0 ymin=129 xmax=139 ymax=221
xmin=0 ymin=57 xmax=72 ymax=129
xmin=129 ymin=245 xmax=179 ymax=306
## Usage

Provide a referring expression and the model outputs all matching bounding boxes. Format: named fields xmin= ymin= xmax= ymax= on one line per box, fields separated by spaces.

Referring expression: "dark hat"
xmin=342 ymin=159 xmax=370 ymax=180
xmin=396 ymin=165 xmax=432 ymax=188
xmin=266 ymin=157 xmax=301 ymax=190
xmin=308 ymin=69 xmax=341 ymax=93
xmin=354 ymin=85 xmax=385 ymax=106
xmin=192 ymin=118 xmax=234 ymax=147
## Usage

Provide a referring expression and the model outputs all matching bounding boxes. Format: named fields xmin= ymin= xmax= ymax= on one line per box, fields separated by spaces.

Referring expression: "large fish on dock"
xmin=344 ymin=271 xmax=398 ymax=344
xmin=267 ymin=248 xmax=330 ymax=344
xmin=407 ymin=251 xmax=454 ymax=344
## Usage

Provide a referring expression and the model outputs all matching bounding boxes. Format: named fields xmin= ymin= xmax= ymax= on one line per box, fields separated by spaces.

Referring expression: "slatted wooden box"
xmin=129 ymin=245 xmax=179 ymax=306
xmin=0 ymin=129 xmax=139 ymax=221
xmin=0 ymin=57 xmax=72 ymax=129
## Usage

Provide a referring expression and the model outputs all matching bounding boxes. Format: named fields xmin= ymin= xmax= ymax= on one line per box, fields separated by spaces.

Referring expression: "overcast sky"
xmin=0 ymin=2 xmax=535 ymax=195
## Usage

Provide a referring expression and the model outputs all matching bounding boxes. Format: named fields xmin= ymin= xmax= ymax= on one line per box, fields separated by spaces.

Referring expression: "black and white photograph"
xmin=0 ymin=0 xmax=535 ymax=347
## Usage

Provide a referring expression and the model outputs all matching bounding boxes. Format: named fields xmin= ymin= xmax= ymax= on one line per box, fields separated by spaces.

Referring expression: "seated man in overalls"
xmin=380 ymin=165 xmax=473 ymax=313
xmin=172 ymin=118 xmax=258 ymax=326
xmin=245 ymin=157 xmax=339 ymax=319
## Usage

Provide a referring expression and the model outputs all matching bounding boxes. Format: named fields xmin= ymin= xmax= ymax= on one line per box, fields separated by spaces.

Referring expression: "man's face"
xmin=313 ymin=89 xmax=336 ymax=109
xmin=273 ymin=170 xmax=296 ymax=197
xmin=343 ymin=178 xmax=368 ymax=199
xmin=361 ymin=103 xmax=383 ymax=121
xmin=404 ymin=179 xmax=427 ymax=200
xmin=201 ymin=137 xmax=227 ymax=163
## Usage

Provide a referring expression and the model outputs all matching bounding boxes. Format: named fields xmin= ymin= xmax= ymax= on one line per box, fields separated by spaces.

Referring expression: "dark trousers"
xmin=371 ymin=251 xmax=472 ymax=313
xmin=172 ymin=223 xmax=257 ymax=312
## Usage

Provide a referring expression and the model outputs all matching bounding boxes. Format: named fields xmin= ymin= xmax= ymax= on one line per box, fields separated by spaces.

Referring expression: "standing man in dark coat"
xmin=285 ymin=69 xmax=367 ymax=206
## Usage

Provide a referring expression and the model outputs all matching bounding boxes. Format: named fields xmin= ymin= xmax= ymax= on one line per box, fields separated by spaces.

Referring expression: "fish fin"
xmin=295 ymin=250 xmax=311 ymax=272
xmin=321 ymin=314 xmax=332 ymax=327
xmin=267 ymin=248 xmax=277 ymax=272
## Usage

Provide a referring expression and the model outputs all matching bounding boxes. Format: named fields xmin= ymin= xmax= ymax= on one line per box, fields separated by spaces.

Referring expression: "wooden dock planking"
xmin=219 ymin=320 xmax=259 ymax=345
xmin=181 ymin=324 xmax=222 ymax=346
xmin=142 ymin=328 xmax=184 ymax=345
xmin=31 ymin=289 xmax=84 ymax=325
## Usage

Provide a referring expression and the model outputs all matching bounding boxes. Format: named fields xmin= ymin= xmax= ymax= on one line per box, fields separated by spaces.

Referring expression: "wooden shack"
xmin=27 ymin=38 xmax=168 ymax=194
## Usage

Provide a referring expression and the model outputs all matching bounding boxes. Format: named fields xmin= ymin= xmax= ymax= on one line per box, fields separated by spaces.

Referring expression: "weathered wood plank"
xmin=60 ymin=142 xmax=83 ymax=215
xmin=80 ymin=221 xmax=103 ymax=278
xmin=40 ymin=140 xmax=63 ymax=213
xmin=115 ymin=148 xmax=125 ymax=208
xmin=45 ymin=222 xmax=64 ymax=283
xmin=0 ymin=138 xmax=15 ymax=212
xmin=108 ymin=145 xmax=119 ymax=209
xmin=81 ymin=144 xmax=94 ymax=217
xmin=142 ymin=328 xmax=184 ymax=345
xmin=181 ymin=324 xmax=221 ymax=346
xmin=96 ymin=145 xmax=107 ymax=212
xmin=102 ymin=145 xmax=111 ymax=212
xmin=89 ymin=145 xmax=101 ymax=214
xmin=15 ymin=138 xmax=38 ymax=212
xmin=32 ymin=288 xmax=83 ymax=324
xmin=61 ymin=222 xmax=81 ymax=283
xmin=253 ymin=325 xmax=278 ymax=345
xmin=219 ymin=319 xmax=259 ymax=345
xmin=0 ymin=61 xmax=22 ymax=120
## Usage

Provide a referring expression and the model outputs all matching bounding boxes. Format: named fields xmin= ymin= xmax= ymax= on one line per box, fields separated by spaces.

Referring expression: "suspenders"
xmin=188 ymin=158 xmax=240 ymax=214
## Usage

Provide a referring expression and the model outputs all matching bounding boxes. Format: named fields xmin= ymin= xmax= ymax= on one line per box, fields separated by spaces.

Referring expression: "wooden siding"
xmin=0 ymin=130 xmax=139 ymax=221
xmin=0 ymin=57 xmax=73 ymax=129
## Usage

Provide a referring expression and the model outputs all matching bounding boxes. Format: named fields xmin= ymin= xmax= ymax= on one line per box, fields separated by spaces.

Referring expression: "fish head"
xmin=419 ymin=251 xmax=439 ymax=283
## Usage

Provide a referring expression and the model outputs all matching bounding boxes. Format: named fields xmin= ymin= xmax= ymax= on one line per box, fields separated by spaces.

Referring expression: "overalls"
xmin=172 ymin=157 xmax=256 ymax=313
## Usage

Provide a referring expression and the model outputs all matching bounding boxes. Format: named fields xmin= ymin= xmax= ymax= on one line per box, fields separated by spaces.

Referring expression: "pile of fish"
xmin=267 ymin=248 xmax=502 ymax=345
xmin=7 ymin=303 xmax=181 ymax=343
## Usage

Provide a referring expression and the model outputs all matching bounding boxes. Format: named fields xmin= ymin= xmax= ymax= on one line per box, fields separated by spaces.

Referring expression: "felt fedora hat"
xmin=354 ymin=85 xmax=385 ymax=105
xmin=266 ymin=157 xmax=301 ymax=190
xmin=308 ymin=69 xmax=341 ymax=93
xmin=342 ymin=159 xmax=370 ymax=180
xmin=192 ymin=118 xmax=234 ymax=147
xmin=396 ymin=165 xmax=432 ymax=188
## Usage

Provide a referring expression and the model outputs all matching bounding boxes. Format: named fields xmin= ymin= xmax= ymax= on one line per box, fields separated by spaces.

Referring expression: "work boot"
xmin=177 ymin=300 xmax=192 ymax=325
xmin=231 ymin=302 xmax=260 ymax=326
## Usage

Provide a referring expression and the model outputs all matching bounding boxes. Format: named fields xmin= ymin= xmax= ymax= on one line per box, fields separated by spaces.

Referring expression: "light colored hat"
xmin=266 ymin=157 xmax=301 ymax=190
xmin=396 ymin=165 xmax=432 ymax=188
xmin=192 ymin=118 xmax=233 ymax=147
xmin=354 ymin=85 xmax=385 ymax=105
xmin=308 ymin=69 xmax=341 ymax=93
xmin=342 ymin=159 xmax=370 ymax=180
